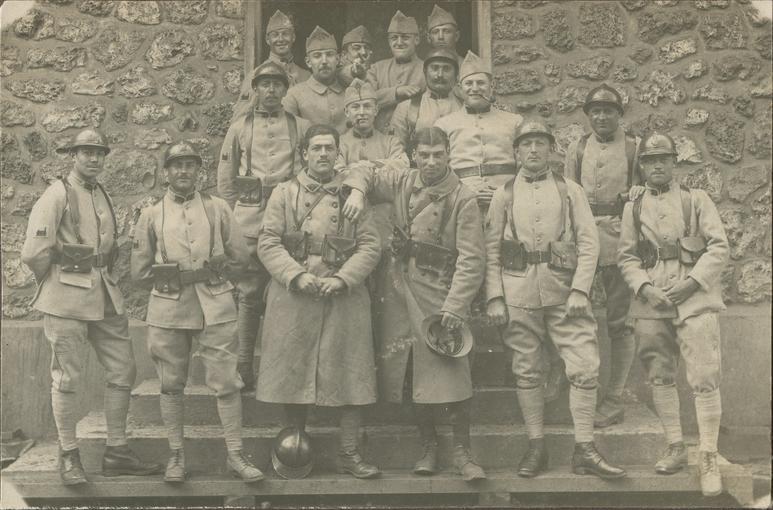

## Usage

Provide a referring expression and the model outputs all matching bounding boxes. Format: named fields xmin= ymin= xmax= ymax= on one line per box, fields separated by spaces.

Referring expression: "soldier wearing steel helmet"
xmin=564 ymin=83 xmax=643 ymax=429
xmin=132 ymin=141 xmax=263 ymax=484
xmin=485 ymin=120 xmax=626 ymax=480
xmin=22 ymin=129 xmax=163 ymax=486
xmin=218 ymin=60 xmax=310 ymax=392
xmin=618 ymin=133 xmax=729 ymax=497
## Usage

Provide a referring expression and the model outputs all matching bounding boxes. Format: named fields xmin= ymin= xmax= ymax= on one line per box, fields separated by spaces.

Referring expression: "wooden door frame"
xmin=243 ymin=0 xmax=492 ymax=72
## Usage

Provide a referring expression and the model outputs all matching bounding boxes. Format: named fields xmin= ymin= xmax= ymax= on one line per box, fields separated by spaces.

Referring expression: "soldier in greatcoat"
xmin=367 ymin=10 xmax=426 ymax=132
xmin=218 ymin=62 xmax=310 ymax=391
xmin=338 ymin=25 xmax=374 ymax=87
xmin=132 ymin=142 xmax=263 ymax=483
xmin=342 ymin=127 xmax=487 ymax=481
xmin=22 ymin=129 xmax=162 ymax=485
xmin=564 ymin=84 xmax=642 ymax=428
xmin=618 ymin=133 xmax=729 ymax=497
xmin=283 ymin=27 xmax=348 ymax=134
xmin=256 ymin=124 xmax=382 ymax=479
xmin=485 ymin=120 xmax=626 ymax=480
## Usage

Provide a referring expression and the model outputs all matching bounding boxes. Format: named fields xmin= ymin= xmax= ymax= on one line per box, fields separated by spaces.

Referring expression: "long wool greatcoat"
xmin=345 ymin=160 xmax=485 ymax=404
xmin=256 ymin=170 xmax=381 ymax=406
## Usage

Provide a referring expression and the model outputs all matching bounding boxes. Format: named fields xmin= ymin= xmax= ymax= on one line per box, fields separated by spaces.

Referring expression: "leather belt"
xmin=178 ymin=267 xmax=217 ymax=285
xmin=52 ymin=251 xmax=111 ymax=268
xmin=456 ymin=164 xmax=516 ymax=179
xmin=525 ymin=250 xmax=551 ymax=265
xmin=589 ymin=201 xmax=623 ymax=217
xmin=656 ymin=244 xmax=680 ymax=261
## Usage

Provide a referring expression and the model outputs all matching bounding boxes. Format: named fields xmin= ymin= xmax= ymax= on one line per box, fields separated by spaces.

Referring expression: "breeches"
xmin=596 ymin=264 xmax=633 ymax=340
xmin=501 ymin=305 xmax=600 ymax=389
xmin=636 ymin=313 xmax=721 ymax=393
xmin=147 ymin=321 xmax=243 ymax=397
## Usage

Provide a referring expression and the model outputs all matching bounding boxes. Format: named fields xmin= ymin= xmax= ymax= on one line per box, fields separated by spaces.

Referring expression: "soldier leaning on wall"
xmin=21 ymin=129 xmax=163 ymax=486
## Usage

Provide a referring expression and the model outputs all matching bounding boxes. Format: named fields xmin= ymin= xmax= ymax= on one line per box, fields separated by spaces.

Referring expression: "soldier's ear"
xmin=305 ymin=55 xmax=311 ymax=68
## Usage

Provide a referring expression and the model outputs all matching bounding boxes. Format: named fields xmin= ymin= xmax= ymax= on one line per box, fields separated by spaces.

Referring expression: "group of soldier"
xmin=21 ymin=5 xmax=730 ymax=499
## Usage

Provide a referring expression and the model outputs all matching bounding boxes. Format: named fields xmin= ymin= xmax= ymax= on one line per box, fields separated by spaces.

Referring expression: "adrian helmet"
xmin=583 ymin=84 xmax=624 ymax=116
xmin=421 ymin=313 xmax=473 ymax=358
xmin=423 ymin=48 xmax=459 ymax=75
xmin=513 ymin=119 xmax=555 ymax=147
xmin=638 ymin=132 xmax=677 ymax=158
xmin=164 ymin=141 xmax=202 ymax=168
xmin=271 ymin=427 xmax=313 ymax=479
xmin=250 ymin=60 xmax=290 ymax=90
xmin=57 ymin=129 xmax=110 ymax=155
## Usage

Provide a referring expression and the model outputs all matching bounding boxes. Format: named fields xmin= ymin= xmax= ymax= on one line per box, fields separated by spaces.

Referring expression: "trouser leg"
xmin=601 ymin=266 xmax=635 ymax=399
xmin=339 ymin=406 xmax=362 ymax=455
xmin=237 ymin=261 xmax=271 ymax=363
xmin=405 ymin=351 xmax=437 ymax=444
xmin=448 ymin=399 xmax=471 ymax=450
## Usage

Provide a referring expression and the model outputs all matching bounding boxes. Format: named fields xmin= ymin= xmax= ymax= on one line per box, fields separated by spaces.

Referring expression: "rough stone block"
xmin=5 ymin=79 xmax=65 ymax=103
xmin=684 ymin=108 xmax=709 ymax=127
xmin=112 ymin=103 xmax=128 ymax=123
xmin=161 ymin=67 xmax=215 ymax=104
xmin=620 ymin=0 xmax=646 ymax=10
xmin=713 ymin=54 xmax=762 ymax=81
xmin=222 ymin=69 xmax=243 ymax=95
xmin=553 ymin=123 xmax=585 ymax=156
xmin=578 ymin=2 xmax=625 ymax=48
xmin=117 ymin=65 xmax=157 ymax=98
xmin=1 ymin=102 xmax=35 ymax=127
xmin=720 ymin=208 xmax=768 ymax=259
xmin=732 ymin=95 xmax=755 ymax=118
xmin=673 ymin=135 xmax=703 ymax=163
xmin=1 ymin=46 xmax=23 ymax=77
xmin=41 ymin=103 xmax=106 ymax=133
xmin=27 ymin=46 xmax=86 ymax=72
xmin=163 ymin=1 xmax=209 ymax=24
xmin=494 ymin=69 xmax=543 ymax=95
xmin=492 ymin=12 xmax=536 ymax=40
xmin=115 ymin=1 xmax=161 ymax=25
xmin=493 ymin=44 xmax=544 ymax=65
xmin=635 ymin=70 xmax=686 ymax=106
xmin=691 ymin=83 xmax=730 ymax=104
xmin=203 ymin=103 xmax=233 ymax=136
xmin=677 ymin=162 xmax=723 ymax=201
xmin=198 ymin=23 xmax=242 ymax=61
xmin=541 ymin=9 xmax=574 ymax=52
xmin=705 ymin=111 xmax=745 ymax=163
xmin=566 ymin=55 xmax=613 ymax=80
xmin=177 ymin=111 xmax=199 ymax=132
xmin=72 ymin=72 xmax=114 ymax=96
xmin=55 ymin=17 xmax=97 ymax=42
xmin=613 ymin=61 xmax=638 ymax=82
xmin=751 ymin=187 xmax=771 ymax=223
xmin=629 ymin=45 xmax=653 ymax=64
xmin=130 ymin=103 xmax=174 ymax=125
xmin=11 ymin=191 xmax=42 ymax=217
xmin=726 ymin=165 xmax=769 ymax=203
xmin=214 ymin=0 xmax=242 ymax=19
xmin=0 ymin=135 xmax=32 ymax=184
xmin=102 ymin=149 xmax=158 ymax=194
xmin=699 ymin=14 xmax=748 ymax=49
xmin=38 ymin=160 xmax=72 ymax=183
xmin=637 ymin=9 xmax=698 ymax=44
xmin=1 ymin=293 xmax=39 ymax=320
xmin=754 ymin=32 xmax=772 ymax=60
xmin=543 ymin=63 xmax=561 ymax=85
xmin=1 ymin=223 xmax=26 ymax=253
xmin=736 ymin=260 xmax=771 ymax=303
xmin=77 ymin=0 xmax=115 ymax=17
xmin=658 ymin=38 xmax=697 ymax=64
xmin=91 ymin=29 xmax=145 ymax=70
xmin=13 ymin=9 xmax=54 ymax=40
xmin=133 ymin=129 xmax=172 ymax=150
xmin=747 ymin=104 xmax=772 ymax=159
xmin=748 ymin=75 xmax=772 ymax=98
xmin=556 ymin=86 xmax=589 ymax=113
xmin=682 ymin=59 xmax=709 ymax=80
xmin=145 ymin=29 xmax=195 ymax=69
xmin=23 ymin=132 xmax=47 ymax=161
xmin=694 ymin=0 xmax=730 ymax=8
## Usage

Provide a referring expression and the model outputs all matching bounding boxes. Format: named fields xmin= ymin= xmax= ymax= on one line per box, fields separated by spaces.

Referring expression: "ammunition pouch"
xmin=390 ymin=225 xmax=411 ymax=260
xmin=589 ymin=200 xmax=623 ymax=217
xmin=152 ymin=263 xmax=182 ymax=293
xmin=500 ymin=239 xmax=527 ymax=271
xmin=282 ymin=231 xmax=310 ymax=262
xmin=322 ymin=234 xmax=357 ymax=267
xmin=548 ymin=241 xmax=578 ymax=271
xmin=410 ymin=240 xmax=458 ymax=276
xmin=678 ymin=236 xmax=706 ymax=266
xmin=204 ymin=254 xmax=228 ymax=286
xmin=235 ymin=176 xmax=262 ymax=205
xmin=58 ymin=243 xmax=95 ymax=273
xmin=638 ymin=239 xmax=658 ymax=269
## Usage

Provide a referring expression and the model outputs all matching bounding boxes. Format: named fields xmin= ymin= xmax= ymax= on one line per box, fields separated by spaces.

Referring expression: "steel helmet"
xmin=638 ymin=132 xmax=677 ymax=158
xmin=57 ymin=129 xmax=110 ymax=155
xmin=423 ymin=48 xmax=459 ymax=75
xmin=513 ymin=119 xmax=555 ymax=147
xmin=271 ymin=427 xmax=313 ymax=479
xmin=250 ymin=60 xmax=290 ymax=90
xmin=421 ymin=313 xmax=473 ymax=358
xmin=583 ymin=84 xmax=624 ymax=116
xmin=164 ymin=141 xmax=202 ymax=168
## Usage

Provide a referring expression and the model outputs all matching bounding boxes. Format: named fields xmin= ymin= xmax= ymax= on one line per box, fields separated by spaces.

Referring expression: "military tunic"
xmin=266 ymin=53 xmax=310 ymax=87
xmin=282 ymin=76 xmax=347 ymax=134
xmin=390 ymin=89 xmax=464 ymax=149
xmin=367 ymin=55 xmax=425 ymax=132
xmin=256 ymin=170 xmax=381 ymax=406
xmin=345 ymin=160 xmax=484 ymax=403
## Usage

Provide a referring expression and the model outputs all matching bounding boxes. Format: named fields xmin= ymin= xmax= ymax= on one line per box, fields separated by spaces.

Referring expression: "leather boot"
xmin=698 ymin=451 xmax=723 ymax=497
xmin=413 ymin=441 xmax=438 ymax=475
xmin=452 ymin=445 xmax=486 ymax=482
xmin=654 ymin=442 xmax=688 ymax=475
xmin=337 ymin=450 xmax=381 ymax=479
xmin=571 ymin=442 xmax=626 ymax=479
xmin=102 ymin=444 xmax=163 ymax=477
xmin=517 ymin=438 xmax=549 ymax=478
xmin=59 ymin=447 xmax=88 ymax=486
xmin=227 ymin=451 xmax=265 ymax=483
xmin=164 ymin=449 xmax=186 ymax=483
xmin=594 ymin=395 xmax=625 ymax=428
xmin=237 ymin=361 xmax=255 ymax=393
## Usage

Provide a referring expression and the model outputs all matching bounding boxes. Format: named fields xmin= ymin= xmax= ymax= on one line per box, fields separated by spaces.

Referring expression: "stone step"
xmin=130 ymin=379 xmax=575 ymax=427
xmin=74 ymin=405 xmax=666 ymax=472
xmin=4 ymin=442 xmax=754 ymax=507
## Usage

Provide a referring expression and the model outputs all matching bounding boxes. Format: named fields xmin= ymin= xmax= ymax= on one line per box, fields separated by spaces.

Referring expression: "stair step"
xmin=4 ymin=442 xmax=754 ymax=506
xmin=73 ymin=406 xmax=664 ymax=472
xmin=130 ymin=379 xmax=574 ymax=426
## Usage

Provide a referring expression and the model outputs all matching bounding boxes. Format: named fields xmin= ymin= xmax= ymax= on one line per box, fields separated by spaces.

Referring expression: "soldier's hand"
xmin=476 ymin=185 xmax=496 ymax=208
xmin=565 ymin=290 xmax=591 ymax=317
xmin=486 ymin=297 xmax=509 ymax=326
xmin=641 ymin=284 xmax=674 ymax=309
xmin=318 ymin=276 xmax=346 ymax=297
xmin=440 ymin=311 xmax=463 ymax=331
xmin=627 ymin=185 xmax=646 ymax=202
xmin=294 ymin=273 xmax=320 ymax=295
xmin=343 ymin=189 xmax=366 ymax=223
xmin=351 ymin=62 xmax=367 ymax=79
xmin=663 ymin=278 xmax=700 ymax=305
xmin=396 ymin=85 xmax=422 ymax=100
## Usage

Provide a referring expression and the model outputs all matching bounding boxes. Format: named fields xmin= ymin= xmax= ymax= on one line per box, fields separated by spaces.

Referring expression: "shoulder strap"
xmin=158 ymin=198 xmax=169 ymax=263
xmin=436 ymin=183 xmax=462 ymax=241
xmin=680 ymin=185 xmax=692 ymax=237
xmin=200 ymin=193 xmax=217 ymax=258
xmin=401 ymin=172 xmax=420 ymax=229
xmin=286 ymin=112 xmax=298 ymax=171
xmin=243 ymin=111 xmax=255 ymax=176
xmin=554 ymin=174 xmax=572 ymax=240
xmin=575 ymin=133 xmax=591 ymax=183
xmin=406 ymin=94 xmax=422 ymax=140
xmin=292 ymin=180 xmax=328 ymax=231
xmin=96 ymin=183 xmax=118 ymax=243
xmin=60 ymin=177 xmax=85 ymax=244
xmin=503 ymin=177 xmax=518 ymax=242
xmin=633 ymin=194 xmax=645 ymax=241
xmin=625 ymin=134 xmax=637 ymax=188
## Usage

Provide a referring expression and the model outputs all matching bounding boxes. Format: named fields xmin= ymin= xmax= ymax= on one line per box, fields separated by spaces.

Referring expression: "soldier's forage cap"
xmin=344 ymin=78 xmax=377 ymax=106
xmin=342 ymin=25 xmax=372 ymax=47
xmin=250 ymin=61 xmax=289 ymax=89
xmin=459 ymin=50 xmax=491 ymax=81
xmin=514 ymin=119 xmax=555 ymax=147
xmin=57 ymin=129 xmax=110 ymax=155
xmin=583 ymin=83 xmax=624 ymax=116
xmin=639 ymin=132 xmax=677 ymax=158
xmin=164 ymin=141 xmax=202 ymax=168
xmin=306 ymin=26 xmax=338 ymax=53
xmin=428 ymin=4 xmax=457 ymax=30
xmin=388 ymin=10 xmax=419 ymax=34
xmin=423 ymin=48 xmax=459 ymax=74
xmin=421 ymin=313 xmax=473 ymax=358
xmin=271 ymin=427 xmax=313 ymax=480
xmin=266 ymin=10 xmax=293 ymax=34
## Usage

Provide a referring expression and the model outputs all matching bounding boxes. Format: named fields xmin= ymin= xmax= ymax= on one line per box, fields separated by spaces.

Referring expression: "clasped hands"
xmin=641 ymin=278 xmax=699 ymax=309
xmin=293 ymin=273 xmax=346 ymax=298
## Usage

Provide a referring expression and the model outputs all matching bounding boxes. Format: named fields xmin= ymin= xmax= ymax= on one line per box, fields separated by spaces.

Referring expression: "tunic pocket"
xmin=150 ymin=287 xmax=181 ymax=301
xmin=207 ymin=280 xmax=235 ymax=296
xmin=58 ymin=270 xmax=93 ymax=289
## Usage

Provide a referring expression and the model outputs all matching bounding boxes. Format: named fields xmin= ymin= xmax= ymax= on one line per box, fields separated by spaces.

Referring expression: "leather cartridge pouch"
xmin=322 ymin=234 xmax=357 ymax=267
xmin=204 ymin=254 xmax=228 ymax=285
xmin=638 ymin=239 xmax=658 ymax=269
xmin=413 ymin=240 xmax=458 ymax=275
xmin=235 ymin=176 xmax=262 ymax=205
xmin=59 ymin=243 xmax=94 ymax=273
xmin=548 ymin=241 xmax=578 ymax=271
xmin=152 ymin=263 xmax=182 ymax=293
xmin=678 ymin=236 xmax=707 ymax=266
xmin=282 ymin=231 xmax=309 ymax=262
xmin=500 ymin=239 xmax=527 ymax=271
xmin=391 ymin=225 xmax=411 ymax=260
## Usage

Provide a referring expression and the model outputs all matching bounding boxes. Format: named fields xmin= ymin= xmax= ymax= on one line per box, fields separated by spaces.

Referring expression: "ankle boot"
xmin=571 ymin=442 xmax=626 ymax=479
xmin=699 ymin=450 xmax=723 ymax=497
xmin=517 ymin=438 xmax=549 ymax=478
xmin=59 ymin=447 xmax=88 ymax=486
xmin=102 ymin=444 xmax=163 ymax=477
xmin=227 ymin=450 xmax=264 ymax=483
xmin=164 ymin=449 xmax=186 ymax=483
xmin=452 ymin=445 xmax=486 ymax=482
xmin=337 ymin=450 xmax=381 ymax=479
xmin=655 ymin=442 xmax=688 ymax=475
xmin=413 ymin=441 xmax=438 ymax=475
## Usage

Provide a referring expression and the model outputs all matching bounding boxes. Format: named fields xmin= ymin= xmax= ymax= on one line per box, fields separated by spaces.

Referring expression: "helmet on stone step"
xmin=271 ymin=426 xmax=313 ymax=479
xmin=421 ymin=313 xmax=473 ymax=358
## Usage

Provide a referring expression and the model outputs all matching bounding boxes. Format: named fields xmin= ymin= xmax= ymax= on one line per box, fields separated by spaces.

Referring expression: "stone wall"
xmin=0 ymin=0 xmax=771 ymax=319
